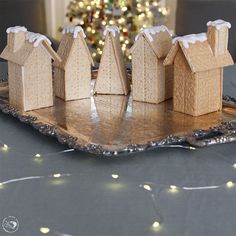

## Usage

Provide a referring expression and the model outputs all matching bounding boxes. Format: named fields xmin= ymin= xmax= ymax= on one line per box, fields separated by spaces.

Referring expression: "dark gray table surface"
xmin=0 ymin=62 xmax=236 ymax=236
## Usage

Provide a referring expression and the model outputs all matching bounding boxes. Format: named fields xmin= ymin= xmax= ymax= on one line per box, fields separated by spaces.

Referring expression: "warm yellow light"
xmin=153 ymin=2 xmax=158 ymax=6
xmin=152 ymin=221 xmax=160 ymax=228
xmin=122 ymin=7 xmax=128 ymax=12
xmin=2 ymin=144 xmax=9 ymax=151
xmin=99 ymin=40 xmax=103 ymax=45
xmin=98 ymin=51 xmax=102 ymax=55
xmin=111 ymin=174 xmax=119 ymax=179
xmin=53 ymin=173 xmax=61 ymax=178
xmin=92 ymin=29 xmax=95 ymax=33
xmin=226 ymin=181 xmax=234 ymax=188
xmin=143 ymin=184 xmax=152 ymax=191
xmin=233 ymin=163 xmax=236 ymax=168
xmin=123 ymin=28 xmax=128 ymax=32
xmin=137 ymin=3 xmax=141 ymax=8
xmin=125 ymin=40 xmax=129 ymax=44
xmin=128 ymin=55 xmax=132 ymax=60
xmin=87 ymin=6 xmax=91 ymax=10
xmin=120 ymin=36 xmax=124 ymax=41
xmin=102 ymin=21 xmax=106 ymax=26
xmin=92 ymin=52 xmax=96 ymax=57
xmin=78 ymin=2 xmax=84 ymax=7
xmin=146 ymin=2 xmax=149 ymax=6
xmin=109 ymin=20 xmax=114 ymax=25
xmin=40 ymin=227 xmax=50 ymax=234
xmin=170 ymin=185 xmax=177 ymax=190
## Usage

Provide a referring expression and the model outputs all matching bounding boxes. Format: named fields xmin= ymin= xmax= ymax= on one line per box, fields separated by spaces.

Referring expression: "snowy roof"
xmin=103 ymin=25 xmax=120 ymax=37
xmin=26 ymin=32 xmax=52 ymax=47
xmin=62 ymin=26 xmax=86 ymax=38
xmin=136 ymin=25 xmax=170 ymax=42
xmin=172 ymin=33 xmax=207 ymax=49
xmin=207 ymin=19 xmax=231 ymax=30
xmin=6 ymin=26 xmax=27 ymax=34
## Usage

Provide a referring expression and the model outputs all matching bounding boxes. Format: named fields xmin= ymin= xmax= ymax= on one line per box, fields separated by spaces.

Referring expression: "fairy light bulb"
xmin=233 ymin=163 xmax=236 ymax=169
xmin=40 ymin=227 xmax=50 ymax=234
xmin=53 ymin=173 xmax=61 ymax=178
xmin=35 ymin=154 xmax=41 ymax=157
xmin=152 ymin=221 xmax=160 ymax=228
xmin=226 ymin=181 xmax=234 ymax=188
xmin=169 ymin=185 xmax=178 ymax=192
xmin=2 ymin=144 xmax=9 ymax=151
xmin=143 ymin=184 xmax=152 ymax=191
xmin=111 ymin=174 xmax=119 ymax=179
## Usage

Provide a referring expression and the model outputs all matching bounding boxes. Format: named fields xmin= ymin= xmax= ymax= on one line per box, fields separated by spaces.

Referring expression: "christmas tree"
xmin=66 ymin=0 xmax=169 ymax=62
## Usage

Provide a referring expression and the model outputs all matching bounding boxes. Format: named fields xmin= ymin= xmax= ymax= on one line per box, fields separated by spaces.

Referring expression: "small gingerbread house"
xmin=130 ymin=26 xmax=173 ymax=104
xmin=54 ymin=26 xmax=94 ymax=101
xmin=94 ymin=26 xmax=130 ymax=95
xmin=164 ymin=20 xmax=234 ymax=116
xmin=0 ymin=26 xmax=61 ymax=111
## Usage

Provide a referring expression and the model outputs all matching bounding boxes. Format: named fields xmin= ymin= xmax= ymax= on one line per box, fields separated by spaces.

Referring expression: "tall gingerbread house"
xmin=94 ymin=26 xmax=130 ymax=95
xmin=164 ymin=20 xmax=234 ymax=116
xmin=0 ymin=26 xmax=61 ymax=111
xmin=54 ymin=26 xmax=94 ymax=101
xmin=130 ymin=26 xmax=172 ymax=104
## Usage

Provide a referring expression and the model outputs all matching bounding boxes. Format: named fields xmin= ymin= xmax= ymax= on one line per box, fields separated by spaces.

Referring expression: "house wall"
xmin=173 ymin=50 xmax=197 ymax=116
xmin=132 ymin=36 xmax=170 ymax=104
xmin=54 ymin=68 xmax=65 ymax=99
xmin=65 ymin=39 xmax=91 ymax=101
xmin=8 ymin=62 xmax=24 ymax=110
xmin=195 ymin=68 xmax=222 ymax=115
xmin=23 ymin=46 xmax=53 ymax=111
xmin=95 ymin=36 xmax=124 ymax=95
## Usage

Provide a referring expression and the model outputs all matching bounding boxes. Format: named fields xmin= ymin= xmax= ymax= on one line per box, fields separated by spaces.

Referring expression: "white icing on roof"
xmin=26 ymin=32 xmax=52 ymax=47
xmin=6 ymin=26 xmax=27 ymax=34
xmin=207 ymin=19 xmax=231 ymax=30
xmin=136 ymin=25 xmax=170 ymax=42
xmin=103 ymin=25 xmax=120 ymax=37
xmin=62 ymin=26 xmax=86 ymax=38
xmin=172 ymin=33 xmax=207 ymax=48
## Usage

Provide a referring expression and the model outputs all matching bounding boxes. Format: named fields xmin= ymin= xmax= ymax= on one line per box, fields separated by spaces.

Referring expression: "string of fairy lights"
xmin=66 ymin=0 xmax=170 ymax=62
xmin=1 ymin=141 xmax=236 ymax=233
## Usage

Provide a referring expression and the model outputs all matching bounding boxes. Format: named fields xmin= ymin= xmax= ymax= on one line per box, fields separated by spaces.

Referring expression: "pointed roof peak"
xmin=62 ymin=26 xmax=86 ymax=38
xmin=103 ymin=25 xmax=120 ymax=37
xmin=136 ymin=25 xmax=170 ymax=42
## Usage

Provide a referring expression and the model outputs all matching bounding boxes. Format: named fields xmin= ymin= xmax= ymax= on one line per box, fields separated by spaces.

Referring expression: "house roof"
xmin=0 ymin=30 xmax=61 ymax=66
xmin=130 ymin=26 xmax=172 ymax=59
xmin=164 ymin=33 xmax=233 ymax=72
xmin=54 ymin=29 xmax=94 ymax=70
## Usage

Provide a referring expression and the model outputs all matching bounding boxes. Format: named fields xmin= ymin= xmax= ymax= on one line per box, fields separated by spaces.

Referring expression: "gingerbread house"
xmin=94 ymin=26 xmax=130 ymax=95
xmin=0 ymin=26 xmax=61 ymax=111
xmin=130 ymin=26 xmax=173 ymax=104
xmin=54 ymin=26 xmax=94 ymax=101
xmin=164 ymin=20 xmax=234 ymax=116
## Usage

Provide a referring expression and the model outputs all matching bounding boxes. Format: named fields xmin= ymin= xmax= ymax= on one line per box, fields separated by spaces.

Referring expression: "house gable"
xmin=54 ymin=32 xmax=94 ymax=70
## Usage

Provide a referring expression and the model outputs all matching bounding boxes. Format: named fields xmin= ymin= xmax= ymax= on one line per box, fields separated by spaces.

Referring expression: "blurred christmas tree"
xmin=66 ymin=0 xmax=169 ymax=63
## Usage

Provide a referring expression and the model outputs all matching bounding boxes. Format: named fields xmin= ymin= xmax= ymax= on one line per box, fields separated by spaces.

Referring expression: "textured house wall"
xmin=8 ymin=62 xmax=24 ymax=110
xmin=173 ymin=50 xmax=195 ymax=115
xmin=195 ymin=68 xmax=222 ymax=115
xmin=95 ymin=36 xmax=124 ymax=95
xmin=65 ymin=39 xmax=91 ymax=100
xmin=24 ymin=47 xmax=53 ymax=111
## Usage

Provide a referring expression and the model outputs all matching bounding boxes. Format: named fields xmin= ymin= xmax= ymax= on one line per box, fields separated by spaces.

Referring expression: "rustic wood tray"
xmin=0 ymin=77 xmax=236 ymax=156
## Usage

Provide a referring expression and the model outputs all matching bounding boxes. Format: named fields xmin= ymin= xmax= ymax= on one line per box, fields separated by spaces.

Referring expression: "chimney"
xmin=207 ymin=19 xmax=231 ymax=56
xmin=6 ymin=26 xmax=27 ymax=52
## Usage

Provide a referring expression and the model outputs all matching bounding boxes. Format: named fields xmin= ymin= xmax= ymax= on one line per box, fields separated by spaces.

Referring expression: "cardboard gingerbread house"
xmin=94 ymin=26 xmax=130 ymax=95
xmin=130 ymin=26 xmax=173 ymax=104
xmin=0 ymin=26 xmax=61 ymax=111
xmin=54 ymin=26 xmax=94 ymax=101
xmin=164 ymin=20 xmax=234 ymax=116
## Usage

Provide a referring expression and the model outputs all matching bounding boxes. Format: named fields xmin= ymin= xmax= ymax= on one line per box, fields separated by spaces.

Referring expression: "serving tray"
xmin=0 ymin=75 xmax=235 ymax=156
